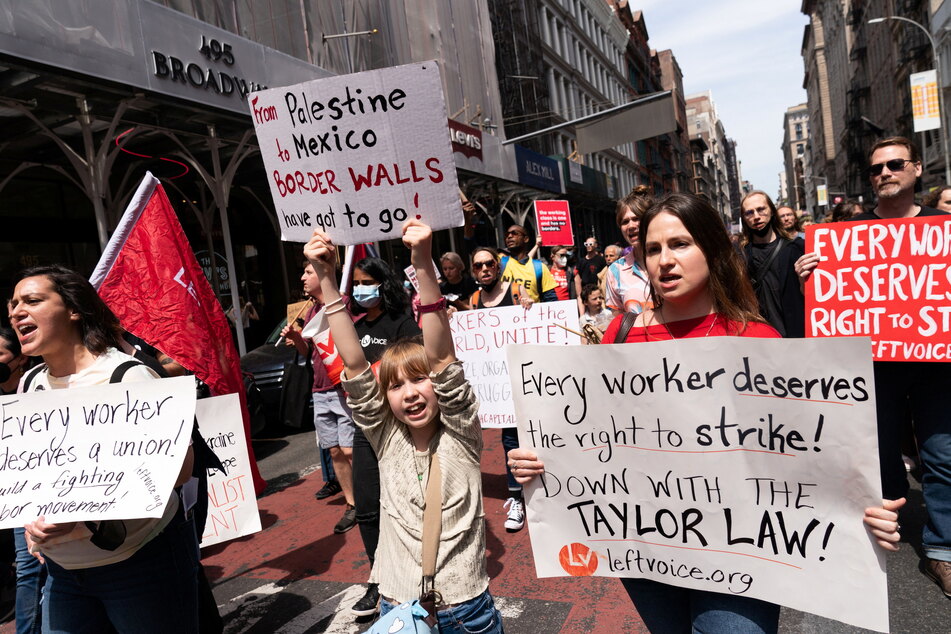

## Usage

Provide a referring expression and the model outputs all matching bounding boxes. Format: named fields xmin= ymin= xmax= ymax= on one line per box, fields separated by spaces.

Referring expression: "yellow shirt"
xmin=501 ymin=256 xmax=556 ymax=302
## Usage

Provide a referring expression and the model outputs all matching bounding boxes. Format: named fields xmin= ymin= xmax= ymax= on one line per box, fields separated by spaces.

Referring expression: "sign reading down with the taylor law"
xmin=509 ymin=337 xmax=888 ymax=632
xmin=0 ymin=376 xmax=196 ymax=528
xmin=249 ymin=61 xmax=463 ymax=244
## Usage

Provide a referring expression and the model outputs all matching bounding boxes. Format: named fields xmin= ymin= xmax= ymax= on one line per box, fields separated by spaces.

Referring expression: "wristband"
xmin=325 ymin=304 xmax=348 ymax=316
xmin=417 ymin=297 xmax=448 ymax=314
xmin=324 ymin=296 xmax=344 ymax=310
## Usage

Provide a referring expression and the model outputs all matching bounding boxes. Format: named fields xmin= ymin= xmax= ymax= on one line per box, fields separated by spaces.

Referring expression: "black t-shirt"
xmin=851 ymin=205 xmax=947 ymax=222
xmin=578 ymin=254 xmax=606 ymax=287
xmin=353 ymin=311 xmax=422 ymax=363
xmin=474 ymin=282 xmax=517 ymax=308
xmin=440 ymin=276 xmax=478 ymax=301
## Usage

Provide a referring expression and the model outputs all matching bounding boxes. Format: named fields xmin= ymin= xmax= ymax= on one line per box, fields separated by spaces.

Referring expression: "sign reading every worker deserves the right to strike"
xmin=805 ymin=215 xmax=951 ymax=361
xmin=509 ymin=337 xmax=888 ymax=632
xmin=0 ymin=376 xmax=196 ymax=528
xmin=249 ymin=61 xmax=463 ymax=244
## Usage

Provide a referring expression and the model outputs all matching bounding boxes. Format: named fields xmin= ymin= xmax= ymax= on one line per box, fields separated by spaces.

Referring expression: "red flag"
xmin=90 ymin=172 xmax=266 ymax=495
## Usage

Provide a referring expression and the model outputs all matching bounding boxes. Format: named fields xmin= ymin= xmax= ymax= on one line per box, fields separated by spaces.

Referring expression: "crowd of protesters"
xmin=0 ymin=135 xmax=944 ymax=633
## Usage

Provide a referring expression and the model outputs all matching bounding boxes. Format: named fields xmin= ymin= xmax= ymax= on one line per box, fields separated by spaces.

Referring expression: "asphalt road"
xmin=200 ymin=426 xmax=951 ymax=634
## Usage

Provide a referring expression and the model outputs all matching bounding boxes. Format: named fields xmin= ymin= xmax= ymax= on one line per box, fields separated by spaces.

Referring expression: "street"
xmin=203 ymin=427 xmax=951 ymax=634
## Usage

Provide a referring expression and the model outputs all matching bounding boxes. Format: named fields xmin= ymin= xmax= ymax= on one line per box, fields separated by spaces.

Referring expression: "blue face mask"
xmin=352 ymin=284 xmax=382 ymax=308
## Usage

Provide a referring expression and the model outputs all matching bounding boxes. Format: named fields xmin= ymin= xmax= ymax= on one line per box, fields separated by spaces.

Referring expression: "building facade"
xmin=782 ymin=103 xmax=810 ymax=211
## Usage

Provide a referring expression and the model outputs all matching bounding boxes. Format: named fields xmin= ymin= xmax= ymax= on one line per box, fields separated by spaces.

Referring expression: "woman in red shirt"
xmin=509 ymin=193 xmax=903 ymax=633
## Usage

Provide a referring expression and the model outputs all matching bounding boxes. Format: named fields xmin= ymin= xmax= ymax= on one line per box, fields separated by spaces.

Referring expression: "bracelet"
xmin=324 ymin=296 xmax=344 ymax=310
xmin=417 ymin=297 xmax=448 ymax=314
xmin=325 ymin=304 xmax=348 ymax=316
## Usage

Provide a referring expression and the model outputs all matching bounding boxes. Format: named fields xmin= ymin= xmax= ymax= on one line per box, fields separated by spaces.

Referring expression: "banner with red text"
xmin=534 ymin=200 xmax=574 ymax=246
xmin=805 ymin=217 xmax=951 ymax=361
xmin=509 ymin=337 xmax=886 ymax=632
xmin=249 ymin=61 xmax=463 ymax=244
xmin=449 ymin=301 xmax=579 ymax=428
xmin=197 ymin=394 xmax=261 ymax=547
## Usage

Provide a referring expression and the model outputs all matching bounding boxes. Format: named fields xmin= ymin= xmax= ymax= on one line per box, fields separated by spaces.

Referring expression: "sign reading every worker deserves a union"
xmin=508 ymin=337 xmax=888 ymax=632
xmin=0 ymin=376 xmax=196 ymax=528
xmin=805 ymin=216 xmax=951 ymax=361
xmin=450 ymin=301 xmax=579 ymax=428
xmin=249 ymin=61 xmax=463 ymax=244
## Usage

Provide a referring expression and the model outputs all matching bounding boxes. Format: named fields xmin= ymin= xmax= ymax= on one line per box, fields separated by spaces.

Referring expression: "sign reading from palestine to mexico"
xmin=248 ymin=61 xmax=464 ymax=244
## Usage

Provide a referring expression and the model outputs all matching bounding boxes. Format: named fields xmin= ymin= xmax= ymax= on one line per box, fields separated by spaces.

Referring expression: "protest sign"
xmin=249 ymin=61 xmax=463 ymax=244
xmin=534 ymin=200 xmax=574 ymax=246
xmin=450 ymin=300 xmax=579 ymax=428
xmin=197 ymin=394 xmax=261 ymax=546
xmin=0 ymin=376 xmax=196 ymax=528
xmin=805 ymin=216 xmax=951 ymax=361
xmin=508 ymin=337 xmax=887 ymax=632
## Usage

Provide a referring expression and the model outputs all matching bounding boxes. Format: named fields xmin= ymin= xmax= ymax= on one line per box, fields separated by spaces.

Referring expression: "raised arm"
xmin=402 ymin=219 xmax=456 ymax=373
xmin=303 ymin=230 xmax=369 ymax=378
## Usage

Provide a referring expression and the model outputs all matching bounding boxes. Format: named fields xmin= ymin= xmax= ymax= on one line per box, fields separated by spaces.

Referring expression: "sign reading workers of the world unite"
xmin=0 ymin=376 xmax=196 ymax=528
xmin=508 ymin=337 xmax=889 ymax=632
xmin=249 ymin=61 xmax=464 ymax=244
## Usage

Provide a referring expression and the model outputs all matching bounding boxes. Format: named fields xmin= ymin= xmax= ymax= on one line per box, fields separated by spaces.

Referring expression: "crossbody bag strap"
xmin=613 ymin=311 xmax=639 ymax=343
xmin=750 ymin=239 xmax=786 ymax=289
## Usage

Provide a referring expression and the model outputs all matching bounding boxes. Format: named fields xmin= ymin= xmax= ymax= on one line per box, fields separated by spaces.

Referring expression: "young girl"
xmin=304 ymin=221 xmax=503 ymax=633
xmin=508 ymin=194 xmax=903 ymax=633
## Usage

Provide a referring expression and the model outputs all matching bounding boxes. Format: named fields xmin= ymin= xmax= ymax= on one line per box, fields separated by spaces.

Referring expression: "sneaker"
xmin=351 ymin=583 xmax=380 ymax=617
xmin=334 ymin=505 xmax=357 ymax=534
xmin=924 ymin=558 xmax=951 ymax=598
xmin=315 ymin=480 xmax=342 ymax=500
xmin=503 ymin=496 xmax=525 ymax=532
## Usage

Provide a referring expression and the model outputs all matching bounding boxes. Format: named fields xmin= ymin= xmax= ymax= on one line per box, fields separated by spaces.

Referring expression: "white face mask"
xmin=556 ymin=256 xmax=567 ymax=267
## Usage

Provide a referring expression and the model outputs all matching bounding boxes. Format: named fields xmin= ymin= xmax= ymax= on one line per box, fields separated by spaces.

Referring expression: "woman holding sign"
xmin=509 ymin=194 xmax=904 ymax=633
xmin=304 ymin=221 xmax=504 ymax=633
xmin=10 ymin=265 xmax=199 ymax=633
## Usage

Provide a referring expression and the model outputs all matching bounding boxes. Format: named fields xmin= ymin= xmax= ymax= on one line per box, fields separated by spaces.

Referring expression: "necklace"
xmin=656 ymin=309 xmax=718 ymax=340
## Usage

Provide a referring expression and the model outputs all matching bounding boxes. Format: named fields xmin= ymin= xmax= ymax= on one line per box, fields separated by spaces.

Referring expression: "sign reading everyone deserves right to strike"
xmin=248 ymin=60 xmax=463 ymax=244
xmin=508 ymin=337 xmax=888 ymax=632
xmin=805 ymin=216 xmax=951 ymax=361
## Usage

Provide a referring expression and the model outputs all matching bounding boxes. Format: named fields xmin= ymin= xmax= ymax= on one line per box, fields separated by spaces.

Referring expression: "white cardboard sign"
xmin=508 ymin=337 xmax=888 ymax=632
xmin=197 ymin=394 xmax=261 ymax=546
xmin=0 ymin=376 xmax=196 ymax=527
xmin=249 ymin=61 xmax=463 ymax=244
xmin=450 ymin=301 xmax=580 ymax=428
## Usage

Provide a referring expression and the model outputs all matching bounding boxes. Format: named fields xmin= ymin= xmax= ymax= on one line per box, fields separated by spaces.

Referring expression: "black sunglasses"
xmin=472 ymin=260 xmax=496 ymax=269
xmin=868 ymin=158 xmax=914 ymax=176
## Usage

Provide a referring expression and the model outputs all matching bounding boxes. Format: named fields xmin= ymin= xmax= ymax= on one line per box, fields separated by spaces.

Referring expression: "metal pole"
xmin=869 ymin=16 xmax=951 ymax=184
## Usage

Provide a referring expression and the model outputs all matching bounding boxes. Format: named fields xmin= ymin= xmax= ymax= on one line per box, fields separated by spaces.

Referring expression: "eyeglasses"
xmin=505 ymin=230 xmax=526 ymax=237
xmin=868 ymin=158 xmax=915 ymax=176
xmin=472 ymin=261 xmax=496 ymax=270
xmin=584 ymin=242 xmax=596 ymax=247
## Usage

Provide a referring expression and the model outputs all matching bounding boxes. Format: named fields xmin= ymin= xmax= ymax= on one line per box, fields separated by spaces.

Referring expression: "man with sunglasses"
xmin=797 ymin=137 xmax=951 ymax=598
xmin=500 ymin=224 xmax=558 ymax=303
xmin=573 ymin=237 xmax=607 ymax=298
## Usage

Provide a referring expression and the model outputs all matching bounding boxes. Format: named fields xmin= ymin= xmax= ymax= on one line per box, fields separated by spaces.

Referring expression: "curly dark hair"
xmin=13 ymin=264 xmax=124 ymax=355
xmin=640 ymin=193 xmax=764 ymax=331
xmin=0 ymin=327 xmax=20 ymax=357
xmin=353 ymin=257 xmax=410 ymax=318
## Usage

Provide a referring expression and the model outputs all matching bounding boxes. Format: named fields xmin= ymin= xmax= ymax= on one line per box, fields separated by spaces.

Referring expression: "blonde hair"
xmin=377 ymin=338 xmax=433 ymax=417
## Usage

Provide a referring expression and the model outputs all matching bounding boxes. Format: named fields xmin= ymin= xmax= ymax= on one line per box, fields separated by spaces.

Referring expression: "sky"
xmin=632 ymin=1 xmax=809 ymax=197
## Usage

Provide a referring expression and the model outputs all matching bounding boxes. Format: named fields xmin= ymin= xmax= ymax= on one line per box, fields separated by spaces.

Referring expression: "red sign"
xmin=448 ymin=119 xmax=483 ymax=161
xmin=534 ymin=200 xmax=574 ymax=246
xmin=805 ymin=216 xmax=951 ymax=361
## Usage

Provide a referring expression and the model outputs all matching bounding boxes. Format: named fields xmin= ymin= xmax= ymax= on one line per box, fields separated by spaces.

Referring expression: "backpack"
xmin=22 ymin=360 xmax=225 ymax=547
xmin=500 ymin=255 xmax=544 ymax=293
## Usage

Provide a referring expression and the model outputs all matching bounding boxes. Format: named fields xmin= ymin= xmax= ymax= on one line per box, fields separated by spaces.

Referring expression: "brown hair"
xmin=739 ymin=190 xmax=793 ymax=245
xmin=830 ymin=199 xmax=863 ymax=222
xmin=470 ymin=246 xmax=501 ymax=268
xmin=615 ymin=185 xmax=654 ymax=228
xmin=640 ymin=193 xmax=764 ymax=331
xmin=868 ymin=136 xmax=920 ymax=163
xmin=377 ymin=337 xmax=432 ymax=411
xmin=923 ymin=185 xmax=951 ymax=209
